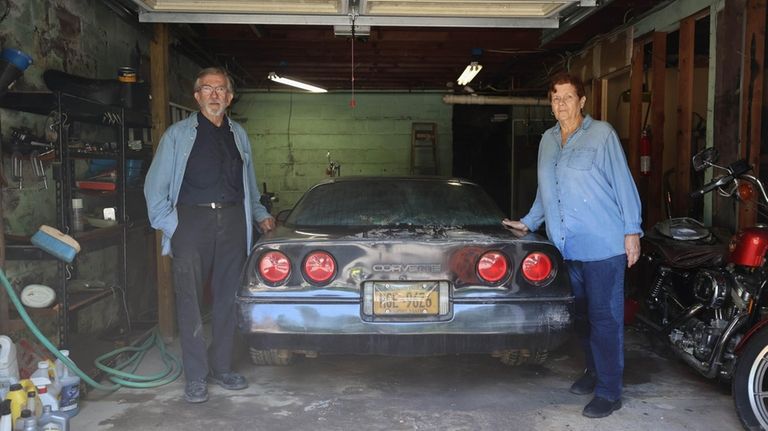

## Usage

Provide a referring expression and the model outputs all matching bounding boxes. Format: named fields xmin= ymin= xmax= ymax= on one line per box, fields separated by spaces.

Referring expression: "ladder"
xmin=410 ymin=122 xmax=438 ymax=175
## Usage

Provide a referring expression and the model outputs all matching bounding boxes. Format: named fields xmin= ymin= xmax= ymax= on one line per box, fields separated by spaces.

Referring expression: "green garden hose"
xmin=1 ymin=269 xmax=182 ymax=391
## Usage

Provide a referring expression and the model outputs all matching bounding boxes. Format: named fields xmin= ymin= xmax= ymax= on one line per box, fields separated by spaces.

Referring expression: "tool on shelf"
xmin=30 ymin=150 xmax=47 ymax=190
xmin=11 ymin=150 xmax=22 ymax=189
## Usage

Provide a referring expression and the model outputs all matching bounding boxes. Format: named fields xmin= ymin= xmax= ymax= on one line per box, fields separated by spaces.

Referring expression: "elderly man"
xmin=144 ymin=67 xmax=275 ymax=403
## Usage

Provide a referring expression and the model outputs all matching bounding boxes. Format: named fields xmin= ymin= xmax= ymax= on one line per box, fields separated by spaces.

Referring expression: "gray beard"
xmin=203 ymin=104 xmax=225 ymax=117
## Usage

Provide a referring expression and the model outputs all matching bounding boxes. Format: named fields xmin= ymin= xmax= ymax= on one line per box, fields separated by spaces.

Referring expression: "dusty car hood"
xmin=259 ymin=224 xmax=549 ymax=244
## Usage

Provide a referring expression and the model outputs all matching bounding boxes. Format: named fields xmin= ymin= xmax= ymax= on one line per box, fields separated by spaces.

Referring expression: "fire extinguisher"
xmin=640 ymin=127 xmax=651 ymax=176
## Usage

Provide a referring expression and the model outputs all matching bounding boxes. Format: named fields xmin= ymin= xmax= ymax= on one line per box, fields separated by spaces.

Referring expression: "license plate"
xmin=373 ymin=282 xmax=439 ymax=315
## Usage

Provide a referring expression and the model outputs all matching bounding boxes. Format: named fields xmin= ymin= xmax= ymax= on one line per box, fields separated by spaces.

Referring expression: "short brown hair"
xmin=548 ymin=72 xmax=585 ymax=101
xmin=194 ymin=67 xmax=235 ymax=94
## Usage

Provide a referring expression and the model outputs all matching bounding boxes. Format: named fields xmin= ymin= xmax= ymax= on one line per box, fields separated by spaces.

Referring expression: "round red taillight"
xmin=303 ymin=251 xmax=336 ymax=284
xmin=521 ymin=252 xmax=553 ymax=283
xmin=259 ymin=251 xmax=291 ymax=284
xmin=477 ymin=251 xmax=508 ymax=283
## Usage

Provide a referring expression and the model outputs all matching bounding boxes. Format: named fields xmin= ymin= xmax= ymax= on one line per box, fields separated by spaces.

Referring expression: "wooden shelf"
xmin=67 ymin=289 xmax=113 ymax=312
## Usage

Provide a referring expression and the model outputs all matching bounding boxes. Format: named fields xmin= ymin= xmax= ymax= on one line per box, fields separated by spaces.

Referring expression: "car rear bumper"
xmin=236 ymin=299 xmax=574 ymax=355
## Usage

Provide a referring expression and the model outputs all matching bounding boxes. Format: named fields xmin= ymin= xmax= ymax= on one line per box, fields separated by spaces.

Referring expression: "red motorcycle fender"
xmin=735 ymin=318 xmax=768 ymax=353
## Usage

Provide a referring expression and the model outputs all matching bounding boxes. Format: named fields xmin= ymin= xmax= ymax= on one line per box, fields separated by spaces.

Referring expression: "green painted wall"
xmin=235 ymin=91 xmax=453 ymax=213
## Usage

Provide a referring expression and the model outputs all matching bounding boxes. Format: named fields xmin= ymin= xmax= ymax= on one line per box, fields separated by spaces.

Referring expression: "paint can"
xmin=117 ymin=67 xmax=136 ymax=83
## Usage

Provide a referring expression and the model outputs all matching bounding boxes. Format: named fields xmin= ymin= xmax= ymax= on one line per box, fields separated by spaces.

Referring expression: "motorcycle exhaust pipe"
xmin=669 ymin=311 xmax=748 ymax=378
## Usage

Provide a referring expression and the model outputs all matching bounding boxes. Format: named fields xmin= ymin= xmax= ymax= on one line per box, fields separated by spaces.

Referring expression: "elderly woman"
xmin=503 ymin=73 xmax=641 ymax=418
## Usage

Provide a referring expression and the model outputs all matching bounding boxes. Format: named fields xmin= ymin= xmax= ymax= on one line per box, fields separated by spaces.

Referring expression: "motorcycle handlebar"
xmin=690 ymin=174 xmax=735 ymax=198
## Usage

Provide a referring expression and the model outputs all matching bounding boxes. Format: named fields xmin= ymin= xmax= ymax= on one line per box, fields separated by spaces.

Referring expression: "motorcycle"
xmin=635 ymin=147 xmax=768 ymax=430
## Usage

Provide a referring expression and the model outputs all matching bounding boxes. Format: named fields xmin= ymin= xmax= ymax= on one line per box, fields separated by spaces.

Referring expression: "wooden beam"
xmin=675 ymin=16 xmax=696 ymax=217
xmin=628 ymin=40 xmax=644 ymax=180
xmin=738 ymin=0 xmax=766 ymax=229
xmin=150 ymin=23 xmax=175 ymax=342
xmin=649 ymin=32 xmax=667 ymax=226
xmin=712 ymin=0 xmax=745 ymax=229
xmin=591 ymin=78 xmax=603 ymax=120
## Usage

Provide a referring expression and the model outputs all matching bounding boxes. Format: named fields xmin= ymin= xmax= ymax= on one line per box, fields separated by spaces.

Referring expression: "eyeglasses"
xmin=551 ymin=94 xmax=578 ymax=105
xmin=197 ymin=85 xmax=229 ymax=96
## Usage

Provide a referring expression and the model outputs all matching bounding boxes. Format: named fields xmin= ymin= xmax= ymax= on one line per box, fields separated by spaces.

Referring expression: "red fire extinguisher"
xmin=640 ymin=127 xmax=651 ymax=176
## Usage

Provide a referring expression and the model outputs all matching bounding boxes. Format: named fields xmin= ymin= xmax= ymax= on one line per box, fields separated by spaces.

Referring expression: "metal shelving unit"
xmin=0 ymin=90 xmax=151 ymax=346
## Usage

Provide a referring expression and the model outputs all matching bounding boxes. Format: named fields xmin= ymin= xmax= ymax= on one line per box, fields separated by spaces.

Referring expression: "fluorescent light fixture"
xmin=456 ymin=62 xmax=482 ymax=86
xmin=268 ymin=72 xmax=327 ymax=93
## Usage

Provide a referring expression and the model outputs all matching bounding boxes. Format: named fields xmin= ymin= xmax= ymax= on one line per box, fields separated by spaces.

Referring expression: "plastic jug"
xmin=35 ymin=386 xmax=57 ymax=412
xmin=0 ymin=337 xmax=19 ymax=387
xmin=38 ymin=405 xmax=68 ymax=431
xmin=54 ymin=352 xmax=79 ymax=418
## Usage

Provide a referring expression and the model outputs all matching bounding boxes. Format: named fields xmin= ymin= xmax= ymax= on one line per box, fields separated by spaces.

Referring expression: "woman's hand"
xmin=625 ymin=234 xmax=641 ymax=268
xmin=502 ymin=218 xmax=529 ymax=232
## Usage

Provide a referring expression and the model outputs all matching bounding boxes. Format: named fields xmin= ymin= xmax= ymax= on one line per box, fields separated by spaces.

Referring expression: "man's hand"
xmin=625 ymin=234 xmax=641 ymax=268
xmin=502 ymin=218 xmax=529 ymax=232
xmin=259 ymin=217 xmax=276 ymax=233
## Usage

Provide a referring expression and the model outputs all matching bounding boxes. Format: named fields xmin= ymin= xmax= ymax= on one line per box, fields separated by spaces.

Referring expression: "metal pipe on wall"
xmin=441 ymin=95 xmax=549 ymax=105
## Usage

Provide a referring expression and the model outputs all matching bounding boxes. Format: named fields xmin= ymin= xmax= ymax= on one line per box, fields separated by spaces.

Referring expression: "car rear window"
xmin=285 ymin=179 xmax=505 ymax=227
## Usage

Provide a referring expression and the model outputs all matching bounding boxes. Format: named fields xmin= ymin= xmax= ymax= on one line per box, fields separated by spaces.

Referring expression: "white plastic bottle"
xmin=23 ymin=393 xmax=37 ymax=418
xmin=38 ymin=405 xmax=68 ymax=431
xmin=0 ymin=337 xmax=18 ymax=400
xmin=54 ymin=352 xmax=79 ymax=418
xmin=0 ymin=399 xmax=11 ymax=431
xmin=12 ymin=409 xmax=33 ymax=431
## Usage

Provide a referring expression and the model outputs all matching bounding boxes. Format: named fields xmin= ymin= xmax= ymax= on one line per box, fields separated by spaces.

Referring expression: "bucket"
xmin=126 ymin=159 xmax=143 ymax=185
xmin=0 ymin=337 xmax=19 ymax=386
xmin=0 ymin=49 xmax=32 ymax=72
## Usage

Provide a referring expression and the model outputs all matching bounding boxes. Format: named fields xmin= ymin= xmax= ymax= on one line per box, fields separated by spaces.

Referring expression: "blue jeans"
xmin=566 ymin=254 xmax=626 ymax=401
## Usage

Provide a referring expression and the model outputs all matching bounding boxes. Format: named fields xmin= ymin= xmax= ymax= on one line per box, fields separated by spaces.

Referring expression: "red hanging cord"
xmin=349 ymin=13 xmax=356 ymax=108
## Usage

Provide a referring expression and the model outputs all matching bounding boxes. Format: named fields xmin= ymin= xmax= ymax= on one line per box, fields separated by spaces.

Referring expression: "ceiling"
xmin=119 ymin=0 xmax=663 ymax=93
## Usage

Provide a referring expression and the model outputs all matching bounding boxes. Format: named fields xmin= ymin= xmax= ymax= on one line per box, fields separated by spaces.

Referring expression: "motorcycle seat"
xmin=642 ymin=226 xmax=731 ymax=269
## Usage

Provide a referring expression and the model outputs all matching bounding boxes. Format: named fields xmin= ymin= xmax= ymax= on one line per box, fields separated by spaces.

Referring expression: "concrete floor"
xmin=70 ymin=326 xmax=742 ymax=431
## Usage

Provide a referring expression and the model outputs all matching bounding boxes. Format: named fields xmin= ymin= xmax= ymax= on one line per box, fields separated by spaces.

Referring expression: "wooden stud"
xmin=675 ymin=16 xmax=696 ymax=217
xmin=628 ymin=40 xmax=644 ymax=180
xmin=712 ymin=0 xmax=745 ymax=229
xmin=649 ymin=32 xmax=667 ymax=226
xmin=738 ymin=0 xmax=766 ymax=229
xmin=150 ymin=23 xmax=175 ymax=342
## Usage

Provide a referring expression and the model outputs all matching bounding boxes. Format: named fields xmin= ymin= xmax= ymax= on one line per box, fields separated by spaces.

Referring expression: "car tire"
xmin=249 ymin=348 xmax=294 ymax=366
xmin=497 ymin=349 xmax=548 ymax=366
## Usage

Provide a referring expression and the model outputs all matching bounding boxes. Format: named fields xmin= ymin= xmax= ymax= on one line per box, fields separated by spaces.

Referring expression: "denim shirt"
xmin=520 ymin=115 xmax=642 ymax=261
xmin=144 ymin=113 xmax=271 ymax=256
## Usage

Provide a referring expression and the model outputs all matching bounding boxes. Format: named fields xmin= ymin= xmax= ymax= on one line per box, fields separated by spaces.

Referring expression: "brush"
xmin=30 ymin=225 xmax=81 ymax=263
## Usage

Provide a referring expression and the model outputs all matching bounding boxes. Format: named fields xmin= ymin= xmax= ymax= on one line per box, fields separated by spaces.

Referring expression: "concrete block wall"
xmin=235 ymin=92 xmax=453 ymax=213
xmin=0 ymin=0 xmax=198 ymax=344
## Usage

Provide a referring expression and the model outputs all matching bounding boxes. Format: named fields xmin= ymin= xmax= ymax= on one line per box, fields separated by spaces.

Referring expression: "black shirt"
xmin=177 ymin=113 xmax=244 ymax=205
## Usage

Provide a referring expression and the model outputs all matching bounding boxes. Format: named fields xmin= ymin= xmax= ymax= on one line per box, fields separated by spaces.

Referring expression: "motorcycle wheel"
xmin=733 ymin=326 xmax=768 ymax=430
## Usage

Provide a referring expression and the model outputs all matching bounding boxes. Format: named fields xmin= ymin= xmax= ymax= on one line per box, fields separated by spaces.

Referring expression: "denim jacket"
xmin=521 ymin=115 xmax=642 ymax=261
xmin=144 ymin=113 xmax=271 ymax=256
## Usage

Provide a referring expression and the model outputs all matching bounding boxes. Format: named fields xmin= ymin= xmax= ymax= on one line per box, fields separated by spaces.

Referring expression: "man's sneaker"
xmin=569 ymin=369 xmax=597 ymax=395
xmin=582 ymin=396 xmax=622 ymax=418
xmin=184 ymin=379 xmax=208 ymax=403
xmin=209 ymin=371 xmax=248 ymax=390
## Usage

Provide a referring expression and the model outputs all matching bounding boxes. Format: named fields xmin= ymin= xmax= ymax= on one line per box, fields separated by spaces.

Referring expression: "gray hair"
xmin=194 ymin=67 xmax=235 ymax=94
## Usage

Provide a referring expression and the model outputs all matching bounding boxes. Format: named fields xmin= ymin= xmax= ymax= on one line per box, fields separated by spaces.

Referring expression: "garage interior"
xmin=0 ymin=0 xmax=765 ymax=429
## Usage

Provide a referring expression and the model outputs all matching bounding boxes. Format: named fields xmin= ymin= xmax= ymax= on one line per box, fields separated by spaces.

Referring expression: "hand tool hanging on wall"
xmin=4 ymin=127 xmax=53 ymax=190
xmin=10 ymin=150 xmax=22 ymax=189
xmin=30 ymin=150 xmax=47 ymax=190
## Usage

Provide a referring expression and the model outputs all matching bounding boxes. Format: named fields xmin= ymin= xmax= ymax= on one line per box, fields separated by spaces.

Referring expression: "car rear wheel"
xmin=249 ymin=348 xmax=294 ymax=365
xmin=496 ymin=349 xmax=548 ymax=366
